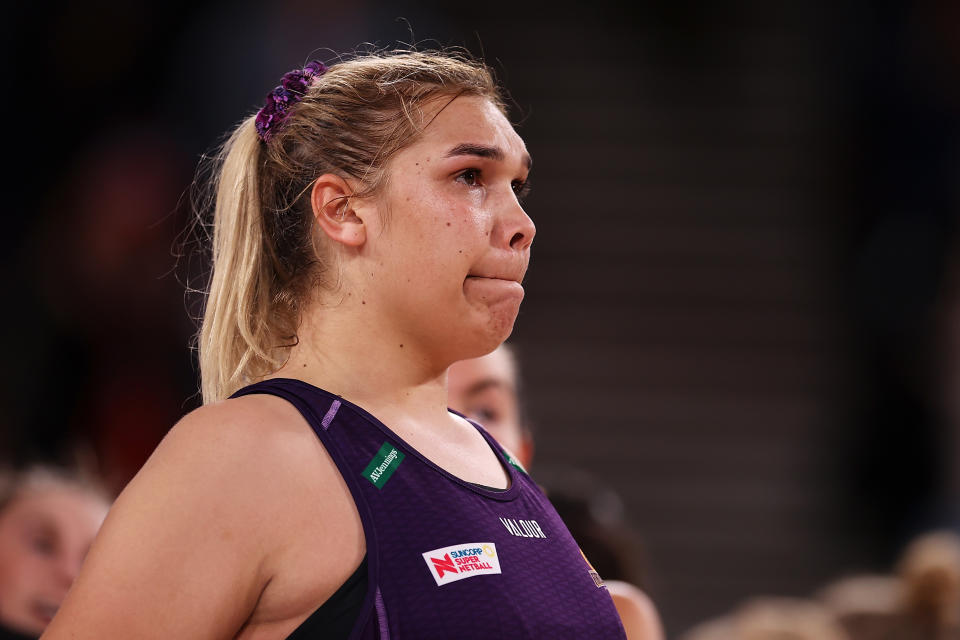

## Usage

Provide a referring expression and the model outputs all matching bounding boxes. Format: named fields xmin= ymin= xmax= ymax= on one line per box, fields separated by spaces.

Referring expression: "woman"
xmin=446 ymin=344 xmax=534 ymax=471
xmin=42 ymin=50 xmax=628 ymax=639
xmin=0 ymin=466 xmax=109 ymax=640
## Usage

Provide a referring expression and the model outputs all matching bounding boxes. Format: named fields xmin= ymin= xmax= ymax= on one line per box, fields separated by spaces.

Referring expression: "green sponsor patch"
xmin=362 ymin=442 xmax=405 ymax=489
xmin=504 ymin=450 xmax=527 ymax=475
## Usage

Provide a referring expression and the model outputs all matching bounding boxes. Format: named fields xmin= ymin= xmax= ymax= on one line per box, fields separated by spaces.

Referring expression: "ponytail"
xmin=199 ymin=117 xmax=278 ymax=404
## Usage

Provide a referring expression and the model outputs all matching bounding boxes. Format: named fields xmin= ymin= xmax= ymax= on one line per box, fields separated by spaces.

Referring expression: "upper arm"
xmin=42 ymin=396 xmax=314 ymax=640
xmin=606 ymin=580 xmax=665 ymax=640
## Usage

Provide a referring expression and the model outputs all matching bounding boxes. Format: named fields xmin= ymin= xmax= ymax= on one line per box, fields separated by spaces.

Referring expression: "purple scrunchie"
xmin=255 ymin=60 xmax=328 ymax=142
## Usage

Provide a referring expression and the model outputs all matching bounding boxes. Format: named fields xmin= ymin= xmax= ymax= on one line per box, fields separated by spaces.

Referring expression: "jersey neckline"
xmin=266 ymin=377 xmax=522 ymax=502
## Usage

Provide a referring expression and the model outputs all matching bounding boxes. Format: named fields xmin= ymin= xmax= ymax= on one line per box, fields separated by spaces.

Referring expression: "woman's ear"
xmin=311 ymin=174 xmax=366 ymax=247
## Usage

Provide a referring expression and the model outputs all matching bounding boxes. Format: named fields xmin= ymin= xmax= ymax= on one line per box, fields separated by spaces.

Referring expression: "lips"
xmin=465 ymin=254 xmax=528 ymax=300
xmin=462 ymin=275 xmax=525 ymax=305
xmin=465 ymin=266 xmax=526 ymax=284
xmin=465 ymin=275 xmax=521 ymax=283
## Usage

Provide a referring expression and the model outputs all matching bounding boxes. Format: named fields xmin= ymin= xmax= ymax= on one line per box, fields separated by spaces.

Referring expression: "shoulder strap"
xmin=230 ymin=379 xmax=384 ymax=639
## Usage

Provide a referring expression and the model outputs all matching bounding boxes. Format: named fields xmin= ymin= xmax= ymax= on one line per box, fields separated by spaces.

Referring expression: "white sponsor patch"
xmin=422 ymin=542 xmax=501 ymax=586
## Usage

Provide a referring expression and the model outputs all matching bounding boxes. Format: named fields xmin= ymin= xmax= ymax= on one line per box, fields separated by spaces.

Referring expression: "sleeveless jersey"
xmin=233 ymin=378 xmax=627 ymax=640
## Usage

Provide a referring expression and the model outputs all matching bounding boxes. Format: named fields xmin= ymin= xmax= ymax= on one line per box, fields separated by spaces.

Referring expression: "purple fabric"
xmin=233 ymin=378 xmax=627 ymax=639
xmin=321 ymin=399 xmax=341 ymax=430
xmin=374 ymin=587 xmax=390 ymax=640
xmin=254 ymin=60 xmax=328 ymax=142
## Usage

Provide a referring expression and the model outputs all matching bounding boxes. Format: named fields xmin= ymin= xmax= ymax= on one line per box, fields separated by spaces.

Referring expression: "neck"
xmin=270 ymin=297 xmax=452 ymax=426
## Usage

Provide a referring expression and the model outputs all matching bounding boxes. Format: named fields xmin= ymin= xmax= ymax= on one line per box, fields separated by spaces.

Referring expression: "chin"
xmin=433 ymin=296 xmax=521 ymax=363
xmin=463 ymin=311 xmax=519 ymax=358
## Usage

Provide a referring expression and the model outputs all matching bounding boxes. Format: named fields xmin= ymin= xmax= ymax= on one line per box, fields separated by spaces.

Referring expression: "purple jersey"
xmin=234 ymin=378 xmax=627 ymax=639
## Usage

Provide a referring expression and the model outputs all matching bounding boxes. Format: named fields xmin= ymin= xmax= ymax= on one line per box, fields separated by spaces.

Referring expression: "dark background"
xmin=7 ymin=0 xmax=960 ymax=634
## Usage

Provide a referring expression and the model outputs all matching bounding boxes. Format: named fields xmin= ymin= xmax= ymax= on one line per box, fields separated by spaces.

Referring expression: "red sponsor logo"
xmin=430 ymin=553 xmax=458 ymax=578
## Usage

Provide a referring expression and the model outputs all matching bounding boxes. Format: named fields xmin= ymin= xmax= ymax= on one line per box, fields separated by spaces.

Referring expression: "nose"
xmin=502 ymin=198 xmax=536 ymax=252
xmin=57 ymin=553 xmax=83 ymax=588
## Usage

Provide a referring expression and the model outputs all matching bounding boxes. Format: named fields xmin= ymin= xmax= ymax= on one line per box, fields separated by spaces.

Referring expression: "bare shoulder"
xmin=152 ymin=393 xmax=322 ymax=479
xmin=43 ymin=393 xmax=347 ymax=640
xmin=127 ymin=393 xmax=332 ymax=536
xmin=606 ymin=580 xmax=665 ymax=640
xmin=168 ymin=392 xmax=314 ymax=447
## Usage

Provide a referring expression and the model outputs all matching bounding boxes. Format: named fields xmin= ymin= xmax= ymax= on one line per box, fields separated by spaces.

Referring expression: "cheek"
xmin=0 ymin=547 xmax=43 ymax=602
xmin=420 ymin=218 xmax=484 ymax=277
xmin=421 ymin=187 xmax=489 ymax=238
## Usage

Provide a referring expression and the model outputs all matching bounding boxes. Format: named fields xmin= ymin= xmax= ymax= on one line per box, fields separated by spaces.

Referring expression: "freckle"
xmin=400 ymin=344 xmax=404 ymax=348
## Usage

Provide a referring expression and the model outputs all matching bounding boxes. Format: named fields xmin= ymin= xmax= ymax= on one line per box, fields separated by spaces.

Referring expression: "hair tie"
xmin=255 ymin=60 xmax=328 ymax=142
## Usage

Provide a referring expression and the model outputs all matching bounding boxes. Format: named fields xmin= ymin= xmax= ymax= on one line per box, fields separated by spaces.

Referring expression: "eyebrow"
xmin=445 ymin=143 xmax=533 ymax=170
xmin=464 ymin=378 xmax=514 ymax=398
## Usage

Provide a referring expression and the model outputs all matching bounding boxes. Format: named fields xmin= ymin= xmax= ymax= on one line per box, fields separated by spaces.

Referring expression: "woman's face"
xmin=362 ymin=95 xmax=535 ymax=363
xmin=0 ymin=485 xmax=108 ymax=635
xmin=447 ymin=346 xmax=529 ymax=465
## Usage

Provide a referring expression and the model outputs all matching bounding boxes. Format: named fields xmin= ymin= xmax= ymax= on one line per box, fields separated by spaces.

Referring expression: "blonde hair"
xmin=197 ymin=50 xmax=505 ymax=403
xmin=0 ymin=464 xmax=111 ymax=513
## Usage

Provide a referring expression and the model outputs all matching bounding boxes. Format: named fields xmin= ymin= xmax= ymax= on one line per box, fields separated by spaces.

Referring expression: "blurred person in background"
xmin=821 ymin=530 xmax=960 ymax=640
xmin=0 ymin=465 xmax=109 ymax=640
xmin=684 ymin=528 xmax=960 ymax=640
xmin=681 ymin=597 xmax=850 ymax=640
xmin=42 ymin=49 xmax=630 ymax=639
xmin=896 ymin=530 xmax=960 ymax=638
xmin=446 ymin=343 xmax=533 ymax=470
xmin=448 ymin=344 xmax=664 ymax=639
xmin=819 ymin=574 xmax=904 ymax=640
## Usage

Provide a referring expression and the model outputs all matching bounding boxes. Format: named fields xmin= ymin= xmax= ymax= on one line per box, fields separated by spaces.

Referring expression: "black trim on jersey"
xmin=471 ymin=482 xmax=509 ymax=493
xmin=285 ymin=555 xmax=368 ymax=640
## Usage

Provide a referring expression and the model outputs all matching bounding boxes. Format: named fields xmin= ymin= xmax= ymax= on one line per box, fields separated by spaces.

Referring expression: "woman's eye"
xmin=470 ymin=407 xmax=500 ymax=423
xmin=512 ymin=180 xmax=531 ymax=200
xmin=30 ymin=536 xmax=56 ymax=556
xmin=456 ymin=169 xmax=481 ymax=187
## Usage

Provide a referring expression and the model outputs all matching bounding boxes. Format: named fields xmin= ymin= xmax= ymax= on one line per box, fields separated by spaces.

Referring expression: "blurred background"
xmin=7 ymin=0 xmax=960 ymax=635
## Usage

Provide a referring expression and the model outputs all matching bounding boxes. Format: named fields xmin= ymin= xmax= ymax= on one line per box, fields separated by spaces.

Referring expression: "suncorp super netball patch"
xmin=422 ymin=542 xmax=501 ymax=586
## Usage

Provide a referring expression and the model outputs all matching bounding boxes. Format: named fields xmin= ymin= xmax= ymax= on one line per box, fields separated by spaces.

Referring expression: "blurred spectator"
xmin=682 ymin=597 xmax=850 ymax=640
xmin=897 ymin=530 xmax=960 ymax=637
xmin=0 ymin=465 xmax=110 ymax=639
xmin=819 ymin=574 xmax=904 ymax=640
xmin=448 ymin=345 xmax=663 ymax=640
xmin=446 ymin=343 xmax=533 ymax=469
xmin=690 ymin=529 xmax=960 ymax=640
xmin=540 ymin=470 xmax=663 ymax=640
xmin=821 ymin=531 xmax=960 ymax=640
